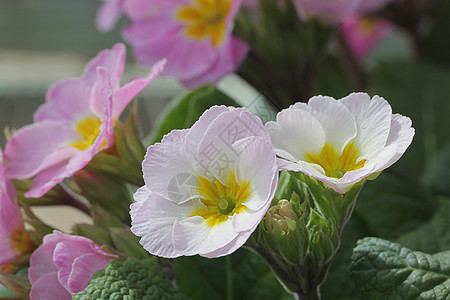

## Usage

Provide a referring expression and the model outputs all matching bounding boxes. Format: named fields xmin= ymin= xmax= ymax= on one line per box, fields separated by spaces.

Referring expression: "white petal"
xmin=386 ymin=114 xmax=415 ymax=154
xmin=266 ymin=108 xmax=326 ymax=160
xmin=130 ymin=193 xmax=198 ymax=258
xmin=133 ymin=186 xmax=150 ymax=203
xmin=234 ymin=137 xmax=277 ymax=211
xmin=173 ymin=216 xmax=239 ymax=255
xmin=308 ymin=96 xmax=357 ymax=153
xmin=184 ymin=105 xmax=229 ymax=156
xmin=193 ymin=109 xmax=268 ymax=183
xmin=201 ymin=229 xmax=253 ymax=258
xmin=143 ymin=129 xmax=199 ymax=204
xmin=339 ymin=93 xmax=392 ymax=156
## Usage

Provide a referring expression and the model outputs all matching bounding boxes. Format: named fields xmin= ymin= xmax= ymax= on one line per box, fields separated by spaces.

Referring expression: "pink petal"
xmin=30 ymin=272 xmax=72 ymax=300
xmin=34 ymin=79 xmax=92 ymax=123
xmin=95 ymin=0 xmax=125 ymax=33
xmin=123 ymin=26 xmax=218 ymax=80
xmin=112 ymin=58 xmax=166 ymax=119
xmin=4 ymin=121 xmax=78 ymax=180
xmin=181 ymin=37 xmax=250 ymax=89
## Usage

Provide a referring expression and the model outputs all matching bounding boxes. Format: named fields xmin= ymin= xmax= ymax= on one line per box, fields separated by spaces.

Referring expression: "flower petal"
xmin=266 ymin=108 xmax=326 ymax=160
xmin=234 ymin=137 xmax=277 ymax=211
xmin=112 ymin=58 xmax=166 ymax=119
xmin=181 ymin=36 xmax=249 ymax=88
xmin=307 ymin=96 xmax=357 ymax=153
xmin=172 ymin=216 xmax=238 ymax=256
xmin=30 ymin=272 xmax=71 ymax=300
xmin=143 ymin=129 xmax=199 ymax=203
xmin=95 ymin=0 xmax=125 ymax=33
xmin=4 ymin=121 xmax=78 ymax=180
xmin=34 ymin=79 xmax=92 ymax=123
xmin=339 ymin=93 xmax=392 ymax=157
xmin=130 ymin=192 xmax=197 ymax=258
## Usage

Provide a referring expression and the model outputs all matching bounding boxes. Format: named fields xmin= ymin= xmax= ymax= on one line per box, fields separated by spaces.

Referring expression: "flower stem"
xmin=293 ymin=286 xmax=321 ymax=300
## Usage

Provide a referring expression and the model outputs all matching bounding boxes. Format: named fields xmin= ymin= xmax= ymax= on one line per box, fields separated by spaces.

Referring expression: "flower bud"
xmin=264 ymin=200 xmax=298 ymax=233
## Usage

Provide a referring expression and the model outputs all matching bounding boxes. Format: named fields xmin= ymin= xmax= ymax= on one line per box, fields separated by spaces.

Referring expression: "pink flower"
xmin=120 ymin=0 xmax=249 ymax=88
xmin=292 ymin=0 xmax=362 ymax=25
xmin=130 ymin=106 xmax=278 ymax=258
xmin=0 ymin=149 xmax=35 ymax=271
xmin=341 ymin=16 xmax=392 ymax=59
xmin=28 ymin=231 xmax=117 ymax=299
xmin=4 ymin=43 xmax=165 ymax=198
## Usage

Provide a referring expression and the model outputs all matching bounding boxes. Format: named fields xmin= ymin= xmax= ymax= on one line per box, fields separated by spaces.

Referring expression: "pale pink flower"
xmin=130 ymin=106 xmax=278 ymax=258
xmin=120 ymin=0 xmax=249 ymax=88
xmin=341 ymin=16 xmax=392 ymax=59
xmin=28 ymin=231 xmax=117 ymax=299
xmin=266 ymin=93 xmax=414 ymax=193
xmin=4 ymin=43 xmax=165 ymax=198
xmin=0 ymin=149 xmax=35 ymax=271
xmin=292 ymin=0 xmax=362 ymax=25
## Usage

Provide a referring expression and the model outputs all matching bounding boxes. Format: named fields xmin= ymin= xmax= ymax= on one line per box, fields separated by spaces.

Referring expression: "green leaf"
xmin=146 ymin=84 xmax=239 ymax=145
xmin=174 ymin=248 xmax=293 ymax=300
xmin=397 ymin=197 xmax=450 ymax=254
xmin=350 ymin=237 xmax=450 ymax=299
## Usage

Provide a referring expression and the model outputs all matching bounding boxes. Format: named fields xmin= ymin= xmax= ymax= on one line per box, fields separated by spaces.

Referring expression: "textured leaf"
xmin=146 ymin=84 xmax=238 ymax=145
xmin=397 ymin=197 xmax=450 ymax=254
xmin=350 ymin=237 xmax=450 ymax=299
xmin=174 ymin=248 xmax=293 ymax=300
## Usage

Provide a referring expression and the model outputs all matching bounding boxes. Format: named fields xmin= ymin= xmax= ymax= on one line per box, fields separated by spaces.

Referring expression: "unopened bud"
xmin=265 ymin=200 xmax=298 ymax=233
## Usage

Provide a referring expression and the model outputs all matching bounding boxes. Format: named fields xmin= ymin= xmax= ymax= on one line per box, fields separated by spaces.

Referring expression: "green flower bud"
xmin=265 ymin=200 xmax=298 ymax=233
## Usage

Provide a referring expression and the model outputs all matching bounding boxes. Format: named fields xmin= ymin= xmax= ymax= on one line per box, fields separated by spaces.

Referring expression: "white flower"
xmin=266 ymin=93 xmax=415 ymax=193
xmin=130 ymin=106 xmax=278 ymax=258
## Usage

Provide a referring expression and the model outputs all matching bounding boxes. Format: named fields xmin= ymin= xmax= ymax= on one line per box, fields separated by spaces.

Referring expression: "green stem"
xmin=293 ymin=286 xmax=321 ymax=300
xmin=226 ymin=256 xmax=233 ymax=300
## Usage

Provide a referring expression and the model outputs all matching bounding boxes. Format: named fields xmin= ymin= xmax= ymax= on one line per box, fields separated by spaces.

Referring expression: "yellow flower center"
xmin=70 ymin=116 xmax=103 ymax=151
xmin=10 ymin=226 xmax=35 ymax=255
xmin=305 ymin=142 xmax=366 ymax=179
xmin=176 ymin=0 xmax=232 ymax=47
xmin=191 ymin=171 xmax=250 ymax=227
xmin=358 ymin=17 xmax=377 ymax=35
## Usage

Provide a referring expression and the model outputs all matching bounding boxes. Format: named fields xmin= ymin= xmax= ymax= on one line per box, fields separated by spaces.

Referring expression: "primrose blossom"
xmin=28 ymin=231 xmax=117 ymax=300
xmin=266 ymin=93 xmax=414 ymax=193
xmin=0 ymin=149 xmax=35 ymax=272
xmin=4 ymin=43 xmax=165 ymax=198
xmin=118 ymin=0 xmax=249 ymax=88
xmin=130 ymin=106 xmax=278 ymax=258
xmin=341 ymin=15 xmax=392 ymax=59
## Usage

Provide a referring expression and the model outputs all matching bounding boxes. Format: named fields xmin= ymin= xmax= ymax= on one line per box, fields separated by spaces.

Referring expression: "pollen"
xmin=191 ymin=171 xmax=250 ymax=227
xmin=305 ymin=142 xmax=366 ymax=179
xmin=70 ymin=116 xmax=103 ymax=151
xmin=176 ymin=0 xmax=232 ymax=47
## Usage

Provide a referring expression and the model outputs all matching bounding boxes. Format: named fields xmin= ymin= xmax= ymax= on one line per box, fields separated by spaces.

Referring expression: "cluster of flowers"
xmin=95 ymin=0 xmax=399 ymax=90
xmin=0 ymin=41 xmax=414 ymax=298
xmin=0 ymin=0 xmax=415 ymax=298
